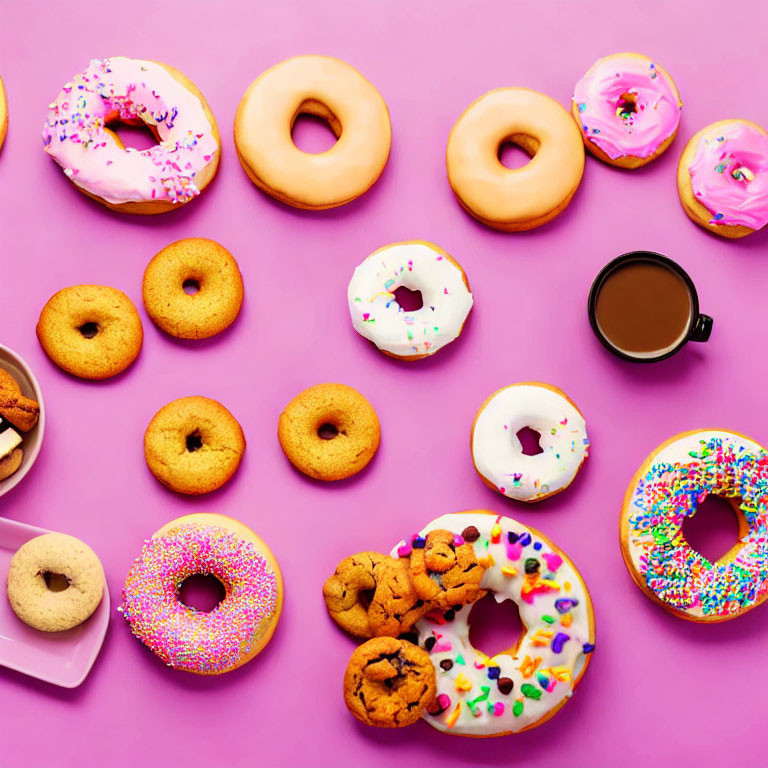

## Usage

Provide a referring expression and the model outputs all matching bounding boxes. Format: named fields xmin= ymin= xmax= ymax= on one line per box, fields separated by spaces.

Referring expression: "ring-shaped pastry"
xmin=446 ymin=88 xmax=585 ymax=231
xmin=234 ymin=55 xmax=391 ymax=210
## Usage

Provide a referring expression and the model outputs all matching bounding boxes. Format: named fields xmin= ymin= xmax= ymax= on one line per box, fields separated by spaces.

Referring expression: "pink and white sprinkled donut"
xmin=677 ymin=119 xmax=768 ymax=238
xmin=121 ymin=514 xmax=282 ymax=675
xmin=42 ymin=57 xmax=220 ymax=214
xmin=572 ymin=52 xmax=681 ymax=168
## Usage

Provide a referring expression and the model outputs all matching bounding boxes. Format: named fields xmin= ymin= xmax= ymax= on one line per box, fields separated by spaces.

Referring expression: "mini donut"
xmin=621 ymin=429 xmax=768 ymax=622
xmin=0 ymin=76 xmax=7 ymax=151
xmin=235 ymin=55 xmax=391 ymax=210
xmin=343 ymin=637 xmax=437 ymax=728
xmin=278 ymin=383 xmax=380 ymax=481
xmin=143 ymin=238 xmax=244 ymax=339
xmin=391 ymin=512 xmax=595 ymax=737
xmin=471 ymin=382 xmax=590 ymax=502
xmin=446 ymin=88 xmax=584 ymax=231
xmin=347 ymin=241 xmax=473 ymax=360
xmin=323 ymin=552 xmax=430 ymax=638
xmin=7 ymin=533 xmax=105 ymax=632
xmin=572 ymin=52 xmax=682 ymax=169
xmin=36 ymin=285 xmax=143 ymax=380
xmin=677 ymin=119 xmax=768 ymax=238
xmin=42 ymin=57 xmax=220 ymax=214
xmin=144 ymin=396 xmax=245 ymax=495
xmin=121 ymin=513 xmax=282 ymax=674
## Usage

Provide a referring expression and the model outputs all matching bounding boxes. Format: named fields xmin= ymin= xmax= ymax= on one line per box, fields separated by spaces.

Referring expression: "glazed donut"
xmin=121 ymin=513 xmax=282 ymax=674
xmin=42 ymin=57 xmax=220 ymax=214
xmin=471 ymin=383 xmax=590 ymax=502
xmin=7 ymin=533 xmax=105 ymax=632
xmin=391 ymin=512 xmax=595 ymax=737
xmin=144 ymin=396 xmax=246 ymax=495
xmin=446 ymin=88 xmax=584 ymax=231
xmin=143 ymin=238 xmax=244 ymax=339
xmin=36 ymin=285 xmax=143 ymax=380
xmin=621 ymin=429 xmax=768 ymax=622
xmin=347 ymin=241 xmax=473 ymax=360
xmin=235 ymin=55 xmax=391 ymax=210
xmin=572 ymin=52 xmax=681 ymax=169
xmin=0 ymin=76 xmax=7 ymax=151
xmin=677 ymin=119 xmax=768 ymax=238
xmin=278 ymin=383 xmax=380 ymax=481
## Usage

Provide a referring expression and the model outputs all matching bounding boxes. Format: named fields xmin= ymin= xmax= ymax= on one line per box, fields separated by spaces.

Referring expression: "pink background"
xmin=2 ymin=0 xmax=768 ymax=765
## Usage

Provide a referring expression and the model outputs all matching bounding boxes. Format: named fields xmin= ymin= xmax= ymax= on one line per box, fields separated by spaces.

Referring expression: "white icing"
xmin=472 ymin=384 xmax=589 ymax=501
xmin=0 ymin=419 xmax=21 ymax=459
xmin=391 ymin=512 xmax=593 ymax=736
xmin=347 ymin=242 xmax=473 ymax=358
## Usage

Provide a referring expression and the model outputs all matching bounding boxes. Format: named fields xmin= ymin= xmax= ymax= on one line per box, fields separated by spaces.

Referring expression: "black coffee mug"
xmin=588 ymin=251 xmax=713 ymax=363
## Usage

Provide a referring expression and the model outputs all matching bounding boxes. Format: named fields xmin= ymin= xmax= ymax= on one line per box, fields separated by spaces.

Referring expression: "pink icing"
xmin=42 ymin=57 xmax=218 ymax=205
xmin=121 ymin=524 xmax=278 ymax=674
xmin=688 ymin=122 xmax=768 ymax=229
xmin=573 ymin=54 xmax=680 ymax=159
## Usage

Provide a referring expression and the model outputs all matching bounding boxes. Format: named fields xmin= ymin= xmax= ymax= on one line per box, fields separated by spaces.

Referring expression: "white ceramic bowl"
xmin=0 ymin=344 xmax=45 ymax=498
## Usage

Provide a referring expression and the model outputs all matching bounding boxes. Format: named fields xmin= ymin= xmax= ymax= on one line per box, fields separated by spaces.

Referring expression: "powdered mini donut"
xmin=391 ymin=512 xmax=595 ymax=737
xmin=347 ymin=241 xmax=473 ymax=360
xmin=43 ymin=57 xmax=220 ymax=214
xmin=621 ymin=429 xmax=768 ymax=622
xmin=144 ymin=396 xmax=246 ymax=495
xmin=7 ymin=533 xmax=105 ymax=632
xmin=572 ymin=52 xmax=682 ymax=168
xmin=36 ymin=285 xmax=143 ymax=380
xmin=446 ymin=88 xmax=584 ymax=231
xmin=235 ymin=55 xmax=391 ymax=210
xmin=121 ymin=513 xmax=282 ymax=674
xmin=143 ymin=238 xmax=244 ymax=339
xmin=278 ymin=383 xmax=380 ymax=481
xmin=471 ymin=382 xmax=590 ymax=502
xmin=677 ymin=119 xmax=768 ymax=238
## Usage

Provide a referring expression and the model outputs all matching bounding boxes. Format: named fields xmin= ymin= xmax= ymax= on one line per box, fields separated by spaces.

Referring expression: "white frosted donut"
xmin=347 ymin=241 xmax=473 ymax=360
xmin=42 ymin=57 xmax=220 ymax=214
xmin=391 ymin=512 xmax=595 ymax=737
xmin=471 ymin=382 xmax=589 ymax=502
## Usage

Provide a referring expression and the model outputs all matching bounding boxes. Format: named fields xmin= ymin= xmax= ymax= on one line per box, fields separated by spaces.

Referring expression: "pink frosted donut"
xmin=677 ymin=119 xmax=768 ymax=238
xmin=42 ymin=57 xmax=220 ymax=214
xmin=121 ymin=514 xmax=282 ymax=675
xmin=572 ymin=52 xmax=681 ymax=168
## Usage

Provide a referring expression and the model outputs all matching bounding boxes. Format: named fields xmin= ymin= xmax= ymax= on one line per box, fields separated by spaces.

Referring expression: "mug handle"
xmin=690 ymin=314 xmax=713 ymax=343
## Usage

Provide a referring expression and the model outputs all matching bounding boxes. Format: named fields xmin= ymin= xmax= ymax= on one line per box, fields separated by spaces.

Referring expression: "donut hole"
xmin=497 ymin=134 xmax=539 ymax=170
xmin=78 ymin=322 xmax=99 ymax=339
xmin=182 ymin=278 xmax=201 ymax=296
xmin=468 ymin=593 xmax=524 ymax=658
xmin=291 ymin=104 xmax=339 ymax=154
xmin=178 ymin=574 xmax=226 ymax=613
xmin=108 ymin=119 xmax=160 ymax=151
xmin=185 ymin=431 xmax=204 ymax=452
xmin=683 ymin=494 xmax=744 ymax=564
xmin=42 ymin=571 xmax=70 ymax=592
xmin=358 ymin=588 xmax=375 ymax=610
xmin=516 ymin=426 xmax=543 ymax=456
xmin=616 ymin=93 xmax=638 ymax=120
xmin=392 ymin=286 xmax=423 ymax=312
xmin=317 ymin=422 xmax=339 ymax=440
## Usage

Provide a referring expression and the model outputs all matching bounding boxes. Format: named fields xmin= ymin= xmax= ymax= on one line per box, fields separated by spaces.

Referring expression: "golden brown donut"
xmin=278 ymin=383 xmax=380 ymax=481
xmin=36 ymin=285 xmax=143 ymax=380
xmin=235 ymin=55 xmax=391 ymax=210
xmin=143 ymin=238 xmax=244 ymax=339
xmin=144 ymin=396 xmax=246 ymax=495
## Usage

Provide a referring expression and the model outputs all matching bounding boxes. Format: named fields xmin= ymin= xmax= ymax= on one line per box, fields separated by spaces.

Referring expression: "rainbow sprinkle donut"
xmin=572 ymin=52 xmax=681 ymax=168
xmin=391 ymin=512 xmax=595 ymax=736
xmin=121 ymin=513 xmax=282 ymax=674
xmin=621 ymin=430 xmax=768 ymax=622
xmin=43 ymin=57 xmax=220 ymax=214
xmin=677 ymin=119 xmax=768 ymax=238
